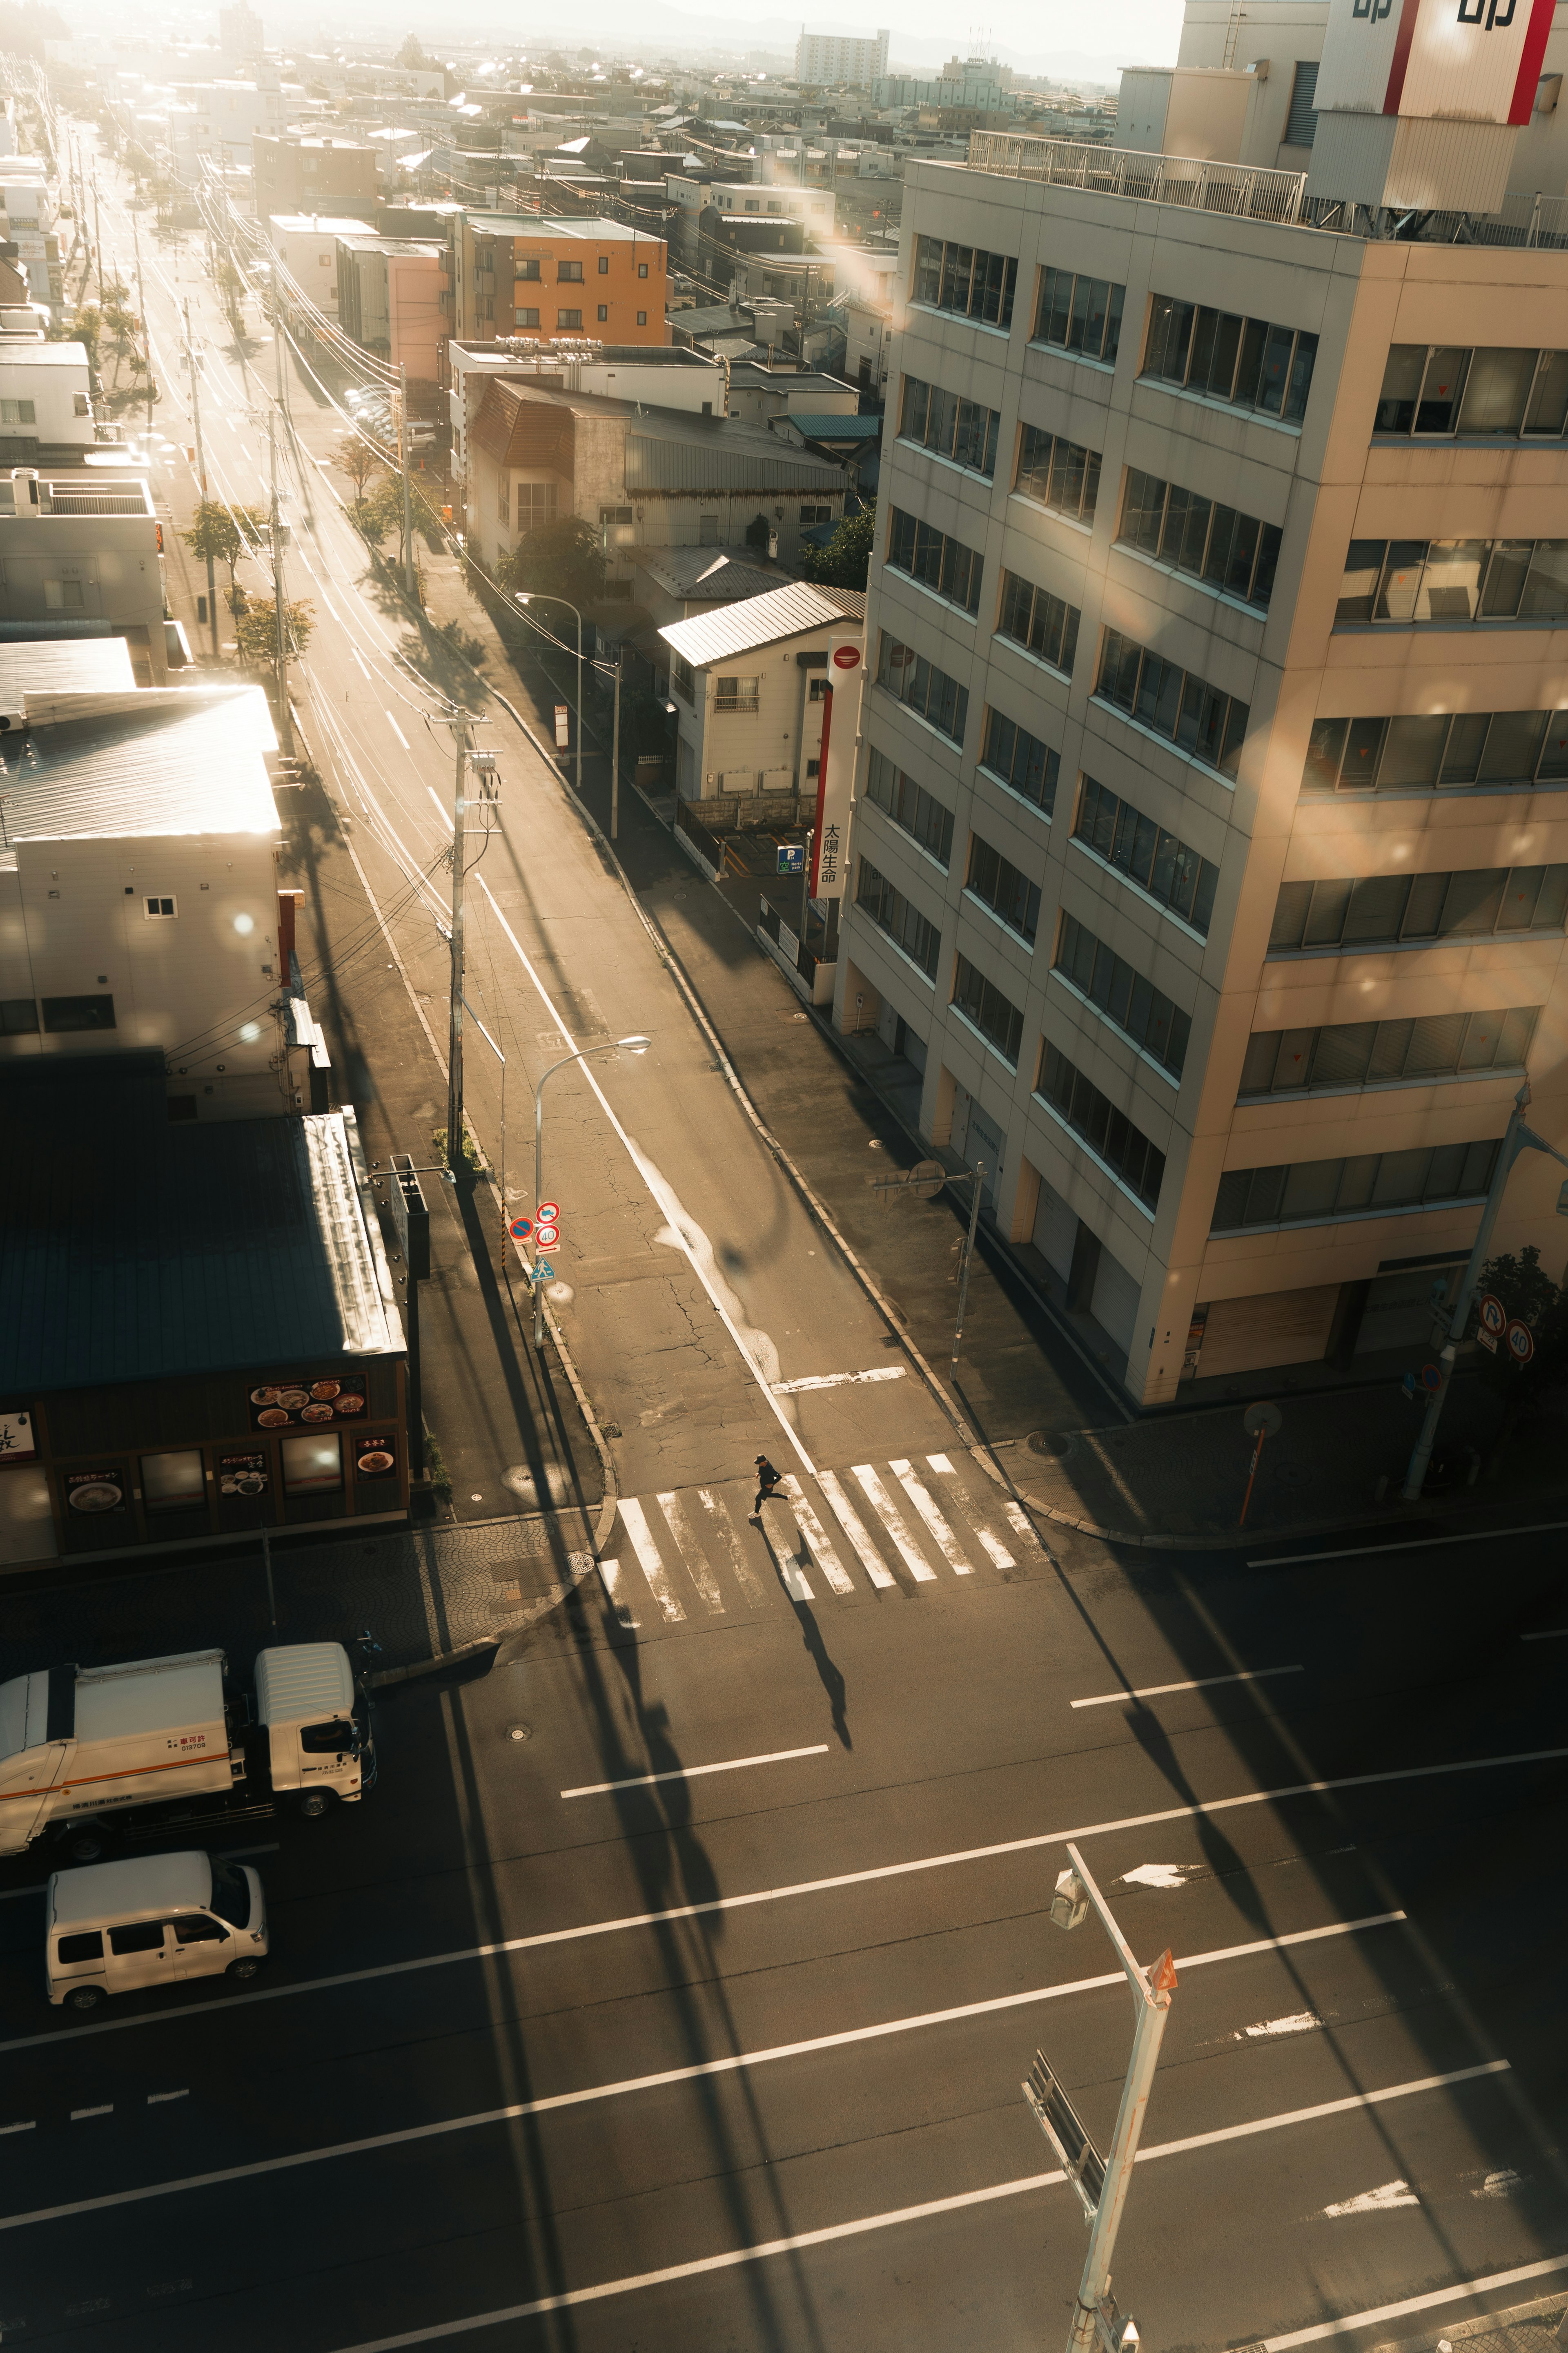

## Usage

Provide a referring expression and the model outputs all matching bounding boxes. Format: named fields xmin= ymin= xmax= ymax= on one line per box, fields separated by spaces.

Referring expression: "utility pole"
xmin=185 ymin=300 xmax=219 ymax=656
xmin=445 ymin=714 xmax=472 ymax=1180
xmin=952 ymin=1162 xmax=984 ymax=1379
xmin=398 ymin=361 xmax=416 ymax=600
xmin=265 ymin=407 xmax=294 ymax=756
xmin=609 ymin=645 xmax=621 ymax=841
xmin=131 ymin=205 xmax=154 ymax=433
xmin=91 ymin=158 xmax=101 ymax=301
xmin=271 ymin=271 xmax=290 ymax=421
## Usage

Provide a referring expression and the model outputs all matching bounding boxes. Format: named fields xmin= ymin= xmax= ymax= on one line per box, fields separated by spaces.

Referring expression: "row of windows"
xmin=1120 ymin=469 xmax=1281 ymax=612
xmin=1033 ymin=267 xmax=1123 ymax=366
xmin=886 ymin=509 xmax=984 ymax=617
xmin=980 ymin=707 xmax=1058 ymax=815
xmin=1270 ymin=865 xmax=1568 ymax=952
xmin=898 ymin=375 xmax=1000 ymax=479
xmin=1097 ymin=632 xmax=1250 ymax=781
xmin=953 ymin=950 xmax=1025 ymax=1063
xmin=1142 ymin=299 xmax=1319 ymax=423
xmin=997 ymin=571 xmax=1080 ymax=676
xmin=864 ymin=746 xmax=956 ymax=866
xmin=1054 ymin=912 xmax=1190 ymax=1080
xmin=965 ymin=834 xmax=1041 ymax=944
xmin=1305 ymin=710 xmax=1568 ymax=796
xmin=1 ymin=993 xmax=114 ymax=1035
xmin=875 ymin=635 xmax=969 ymax=744
xmin=1375 ymin=344 xmax=1568 ymax=439
xmin=1014 ymin=425 xmax=1100 ymax=526
xmin=1239 ymin=1008 xmax=1539 ymax=1098
xmin=1038 ymin=1042 xmax=1166 ymax=1211
xmin=1338 ymin=538 xmax=1568 ymax=628
xmin=1074 ymin=776 xmax=1219 ymax=937
xmin=1212 ymin=1142 xmax=1501 ymax=1236
xmin=911 ymin=236 xmax=1017 ymax=328
xmin=855 ymin=856 xmax=942 ymax=978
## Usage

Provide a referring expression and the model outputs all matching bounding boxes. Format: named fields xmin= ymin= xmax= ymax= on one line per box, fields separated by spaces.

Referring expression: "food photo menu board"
xmin=249 ymin=1377 xmax=367 ymax=1431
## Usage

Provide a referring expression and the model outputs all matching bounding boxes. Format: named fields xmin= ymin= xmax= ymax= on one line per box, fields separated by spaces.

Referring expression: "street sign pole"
xmin=1238 ymin=1400 xmax=1282 ymax=1528
xmin=952 ymin=1162 xmax=983 ymax=1380
xmin=445 ymin=714 xmax=470 ymax=1180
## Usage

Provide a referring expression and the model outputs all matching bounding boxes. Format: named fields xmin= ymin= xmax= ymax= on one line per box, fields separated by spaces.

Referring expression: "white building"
xmin=661 ymin=577 xmax=864 ymax=809
xmin=267 ymin=215 xmax=374 ymax=316
xmin=708 ymin=183 xmax=837 ymax=238
xmin=795 ymin=28 xmax=890 ymax=90
xmin=0 ymin=346 xmax=101 ymax=463
xmin=0 ymin=472 xmax=169 ymax=683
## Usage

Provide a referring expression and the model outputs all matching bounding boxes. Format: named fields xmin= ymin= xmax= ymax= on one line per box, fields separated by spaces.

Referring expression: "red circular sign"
xmin=831 ymin=644 xmax=861 ymax=670
xmin=1478 ymin=1292 xmax=1507 ymax=1335
xmin=533 ymin=1222 xmax=560 ymax=1250
xmin=535 ymin=1201 xmax=560 ymax=1224
xmin=1506 ymin=1318 xmax=1536 ymax=1366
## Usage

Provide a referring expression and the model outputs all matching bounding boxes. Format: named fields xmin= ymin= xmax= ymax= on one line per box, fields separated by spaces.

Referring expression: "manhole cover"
xmin=1025 ymin=1430 xmax=1076 ymax=1459
xmin=506 ymin=1724 xmax=532 ymax=1743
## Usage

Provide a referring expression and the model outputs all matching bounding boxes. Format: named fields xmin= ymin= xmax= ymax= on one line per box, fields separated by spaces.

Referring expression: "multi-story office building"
xmin=795 ymin=29 xmax=890 ymax=91
xmin=839 ymin=0 xmax=1568 ymax=1405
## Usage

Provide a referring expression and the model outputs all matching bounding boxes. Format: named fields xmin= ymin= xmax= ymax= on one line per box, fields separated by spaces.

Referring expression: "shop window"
xmin=140 ymin=1448 xmax=206 ymax=1510
xmin=42 ymin=994 xmax=114 ymax=1032
xmin=281 ymin=1432 xmax=342 ymax=1493
xmin=0 ymin=997 xmax=38 ymax=1034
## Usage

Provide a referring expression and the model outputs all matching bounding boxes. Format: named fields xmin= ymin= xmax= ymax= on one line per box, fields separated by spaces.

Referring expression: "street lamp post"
xmin=514 ymin=591 xmax=582 ymax=797
xmin=1401 ymin=1078 xmax=1568 ymax=1499
xmin=530 ymin=1035 xmax=650 ymax=1347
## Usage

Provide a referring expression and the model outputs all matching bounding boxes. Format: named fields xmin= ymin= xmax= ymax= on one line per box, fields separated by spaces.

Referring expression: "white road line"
xmin=1522 ymin=1628 xmax=1568 ymax=1641
xmin=7 ymin=1742 xmax=1552 ymax=2051
xmin=561 ymin=1746 xmax=829 ymax=1800
xmin=147 ymin=2090 xmax=188 ymax=2106
xmin=1253 ymin=1520 xmax=1568 ymax=1568
xmin=760 ymin=1501 xmax=813 ymax=1601
xmin=891 ymin=1457 xmax=972 ymax=1574
xmin=816 ymin=1469 xmax=898 ymax=1588
xmin=70 ymin=2106 xmax=111 ymax=2120
xmin=1073 ymin=1666 xmax=1305 ymax=1711
xmin=853 ymin=1464 xmax=936 ymax=1581
xmin=0 ymin=2123 xmax=33 ymax=2136
xmin=350 ymin=642 xmax=371 ymax=679
xmin=595 ymin=1559 xmax=638 ymax=1629
xmin=657 ymin=1492 xmax=725 ymax=1614
xmin=693 ymin=1489 xmax=770 ymax=1609
xmin=617 ymin=1499 xmax=686 ymax=1624
xmin=1002 ymin=1497 xmax=1048 ymax=1554
xmin=0 ymin=1913 xmax=1408 ymax=2240
xmin=385 ymin=709 xmax=410 ymax=750
xmin=1262 ymin=2249 xmax=1568 ymax=2348
xmin=782 ymin=1476 xmax=855 ymax=1595
xmin=926 ymin=1454 xmax=1014 ymax=1569
xmin=314 ymin=2057 xmax=1498 ymax=2353
xmin=425 ymin=784 xmax=452 ymax=835
xmin=770 ymin=1368 xmax=907 ymax=1393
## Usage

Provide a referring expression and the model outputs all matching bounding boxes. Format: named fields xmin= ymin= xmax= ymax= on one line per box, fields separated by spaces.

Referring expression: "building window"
xmin=965 ymin=835 xmax=1040 ymax=943
xmin=856 ymin=856 xmax=942 ymax=977
xmin=1031 ymin=268 xmax=1123 ymax=364
xmin=952 ymin=952 xmax=1024 ymax=1064
xmin=498 ymin=484 xmax=510 ymax=525
xmin=0 ymin=997 xmax=38 ymax=1034
xmin=1240 ymin=1006 xmax=1539 ymax=1098
xmin=72 ymin=393 xmax=89 ymax=417
xmin=636 ymin=310 xmax=647 ymax=326
xmin=557 ymin=259 xmax=584 ymax=281
xmin=515 ymin=308 xmax=540 ymax=329
xmin=515 ymin=258 xmax=541 ymax=281
xmin=898 ymin=374 xmax=1000 ymax=477
xmin=141 ymin=1447 xmax=205 ymax=1510
xmin=638 ymin=261 xmax=649 ymax=278
xmin=516 ymin=483 xmax=557 ymax=531
xmin=281 ymin=1431 xmax=342 ymax=1493
xmin=0 ymin=397 xmax=35 ymax=424
xmin=1037 ymin=1042 xmax=1166 ymax=1211
xmin=1375 ymin=343 xmax=1568 ymax=438
xmin=911 ymin=234 xmax=1017 ymax=330
xmin=1074 ymin=776 xmax=1220 ymax=935
xmin=980 ymin=707 xmax=1057 ymax=815
xmin=44 ymin=581 xmax=84 ymax=610
xmin=715 ymin=675 xmax=760 ymax=711
xmin=1013 ymin=425 xmax=1100 ymax=523
xmin=887 ymin=508 xmax=983 ymax=616
xmin=1304 ymin=707 xmax=1568 ymax=794
xmin=598 ymin=254 xmax=610 ymax=273
xmin=1211 ymin=1141 xmax=1501 ymax=1235
xmin=42 ymin=993 xmax=115 ymax=1032
xmin=801 ymin=504 xmax=832 ymax=524
xmin=143 ymin=895 xmax=176 ymax=919
xmin=996 ymin=571 xmax=1080 ymax=677
xmin=1118 ymin=468 xmax=1281 ymax=609
xmin=672 ymin=652 xmax=696 ymax=704
xmin=1096 ymin=630 xmax=1249 ymax=779
xmin=557 ymin=308 xmax=583 ymax=330
xmin=1054 ymin=913 xmax=1189 ymax=1078
xmin=875 ymin=633 xmax=969 ymax=745
xmin=1269 ymin=864 xmax=1568 ymax=950
xmin=745 ymin=198 xmax=760 ymax=212
xmin=864 ymin=745 xmax=954 ymax=865
xmin=1336 ymin=536 xmax=1568 ymax=627
xmin=597 ymin=304 xmax=609 ymax=322
xmin=599 ymin=506 xmax=633 ymax=525
xmin=1142 ymin=299 xmax=1318 ymax=424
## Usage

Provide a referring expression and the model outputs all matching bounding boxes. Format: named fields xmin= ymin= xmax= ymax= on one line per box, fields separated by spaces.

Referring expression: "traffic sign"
xmin=533 ymin=1222 xmax=560 ymax=1250
xmin=1420 ymin=1362 xmax=1443 ymax=1393
xmin=1022 ymin=2049 xmax=1105 ymax=2221
xmin=777 ymin=844 xmax=804 ymax=875
xmin=1477 ymin=1291 xmax=1506 ymax=1354
xmin=533 ymin=1258 xmax=555 ymax=1281
xmin=553 ymin=704 xmax=569 ymax=749
xmin=536 ymin=1202 xmax=560 ymax=1224
xmin=1506 ymin=1318 xmax=1536 ymax=1367
xmin=1243 ymin=1400 xmax=1283 ymax=1439
xmin=508 ymin=1216 xmax=532 ymax=1241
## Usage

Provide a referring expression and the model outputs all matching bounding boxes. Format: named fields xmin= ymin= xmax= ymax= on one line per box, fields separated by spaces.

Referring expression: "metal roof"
xmin=637 ymin=548 xmax=783 ymax=601
xmin=659 ymin=580 xmax=862 ymax=666
xmin=0 ymin=1055 xmax=405 ymax=1393
xmin=0 ymin=686 xmax=277 ymax=841
xmin=0 ymin=636 xmax=133 ymax=698
xmin=786 ymin=412 xmax=882 ymax=440
xmin=626 ymin=411 xmax=846 ymax=496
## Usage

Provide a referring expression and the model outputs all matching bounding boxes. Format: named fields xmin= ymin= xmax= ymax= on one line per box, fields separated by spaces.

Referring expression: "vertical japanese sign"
xmin=811 ymin=633 xmax=863 ymax=900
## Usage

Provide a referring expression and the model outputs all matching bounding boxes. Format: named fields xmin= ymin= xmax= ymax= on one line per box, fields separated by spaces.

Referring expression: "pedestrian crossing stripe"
xmin=597 ymin=1455 xmax=1045 ymax=1628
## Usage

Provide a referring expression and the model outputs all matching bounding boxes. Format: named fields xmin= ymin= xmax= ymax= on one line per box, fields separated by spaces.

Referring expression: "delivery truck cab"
xmin=45 ymin=1850 xmax=269 ymax=2010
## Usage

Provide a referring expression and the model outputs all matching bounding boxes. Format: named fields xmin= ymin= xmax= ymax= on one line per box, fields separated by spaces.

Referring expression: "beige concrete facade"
xmin=837 ymin=150 xmax=1568 ymax=1404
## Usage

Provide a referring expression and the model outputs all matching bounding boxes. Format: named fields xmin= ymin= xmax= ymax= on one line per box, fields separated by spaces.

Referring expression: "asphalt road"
xmin=16 ymin=132 xmax=1566 ymax=2353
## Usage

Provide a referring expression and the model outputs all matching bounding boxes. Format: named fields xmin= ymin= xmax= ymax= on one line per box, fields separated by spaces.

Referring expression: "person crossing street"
xmin=750 ymin=1454 xmax=783 ymax=1523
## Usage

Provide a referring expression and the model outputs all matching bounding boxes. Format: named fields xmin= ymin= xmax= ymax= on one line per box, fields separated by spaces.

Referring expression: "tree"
xmin=334 ymin=432 xmax=385 ymax=506
xmin=234 ymin=596 xmax=315 ymax=678
xmin=180 ymin=499 xmax=266 ymax=611
xmin=395 ymin=32 xmax=432 ymax=67
xmin=1471 ymin=1242 xmax=1568 ymax=1474
xmin=351 ymin=477 xmax=406 ymax=549
xmin=496 ymin=515 xmax=606 ymax=613
xmin=799 ymin=500 xmax=874 ymax=592
xmin=0 ymin=2 xmax=69 ymax=60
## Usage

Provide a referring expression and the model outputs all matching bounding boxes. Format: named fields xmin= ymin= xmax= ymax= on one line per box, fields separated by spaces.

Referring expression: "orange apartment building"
xmin=445 ymin=212 xmax=668 ymax=348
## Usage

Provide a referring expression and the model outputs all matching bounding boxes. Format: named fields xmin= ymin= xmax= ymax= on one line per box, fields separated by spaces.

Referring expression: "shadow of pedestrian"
xmin=792 ymin=1598 xmax=851 ymax=1750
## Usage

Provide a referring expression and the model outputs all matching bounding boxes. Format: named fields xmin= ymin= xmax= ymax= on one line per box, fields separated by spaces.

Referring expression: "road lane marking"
xmin=384 ymin=709 xmax=410 ymax=750
xmin=312 ymin=2059 xmax=1505 ymax=2352
xmin=7 ymin=1737 xmax=1555 ymax=2050
xmin=0 ymin=1914 xmax=1413 ymax=2237
xmin=561 ymin=1746 xmax=829 ymax=1800
xmin=781 ymin=1477 xmax=855 ymax=1595
xmin=693 ymin=1489 xmax=770 ymax=1609
xmin=594 ymin=1559 xmax=638 ymax=1629
xmin=852 ymin=1464 xmax=935 ymax=1581
xmin=927 ymin=1454 xmax=1014 ymax=1569
xmin=70 ymin=2107 xmax=111 ymax=2121
xmin=1262 ymin=2249 xmax=1568 ymax=2346
xmin=1073 ymin=1666 xmax=1305 ymax=1710
xmin=1252 ymin=1520 xmax=1568 ymax=1567
xmin=147 ymin=2090 xmax=188 ymax=2105
xmin=770 ymin=1368 xmax=907 ymax=1393
xmin=350 ymin=642 xmax=371 ymax=679
xmin=816 ymin=1469 xmax=897 ymax=1588
xmin=890 ymin=1458 xmax=971 ymax=1574
xmin=617 ymin=1500 xmax=686 ymax=1623
xmin=656 ymin=1492 xmax=724 ymax=1614
xmin=424 ymin=785 xmax=452 ymax=835
xmin=1323 ymin=2179 xmax=1418 ymax=2216
xmin=1522 ymin=1628 xmax=1568 ymax=1641
xmin=0 ymin=2123 xmax=33 ymax=2135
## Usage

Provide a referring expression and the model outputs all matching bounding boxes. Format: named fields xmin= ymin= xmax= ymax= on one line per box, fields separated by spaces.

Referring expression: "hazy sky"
xmin=857 ymin=0 xmax=1186 ymax=65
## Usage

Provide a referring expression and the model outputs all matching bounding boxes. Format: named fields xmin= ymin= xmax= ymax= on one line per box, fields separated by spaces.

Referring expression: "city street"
xmin=7 ymin=132 xmax=1565 ymax=2352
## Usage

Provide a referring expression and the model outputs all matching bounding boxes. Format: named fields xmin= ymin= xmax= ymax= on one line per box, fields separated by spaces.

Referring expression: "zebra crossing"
xmin=597 ymin=1453 xmax=1047 ymax=1631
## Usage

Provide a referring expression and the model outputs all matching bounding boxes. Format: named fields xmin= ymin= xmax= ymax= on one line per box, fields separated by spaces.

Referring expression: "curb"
xmin=367 ymin=1635 xmax=499 ymax=1687
xmin=1008 ymin=1485 xmax=1566 ymax=1553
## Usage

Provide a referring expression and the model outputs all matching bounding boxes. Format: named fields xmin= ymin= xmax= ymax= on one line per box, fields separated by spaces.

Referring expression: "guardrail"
xmin=966 ymin=132 xmax=1308 ymax=226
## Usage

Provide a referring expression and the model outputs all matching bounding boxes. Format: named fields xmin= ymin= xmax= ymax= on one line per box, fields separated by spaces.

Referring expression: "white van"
xmin=45 ymin=1851 xmax=268 ymax=2011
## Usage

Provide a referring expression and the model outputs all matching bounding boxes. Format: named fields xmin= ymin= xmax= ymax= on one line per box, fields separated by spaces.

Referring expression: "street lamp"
xmin=514 ymin=590 xmax=583 ymax=797
xmin=1402 ymin=1077 xmax=1568 ymax=1498
xmin=1022 ymin=1841 xmax=1176 ymax=2353
xmin=530 ymin=1034 xmax=650 ymax=1347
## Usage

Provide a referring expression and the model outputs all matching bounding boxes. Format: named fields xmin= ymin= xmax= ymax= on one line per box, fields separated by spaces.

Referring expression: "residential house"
xmin=446 ymin=212 xmax=668 ymax=349
xmin=267 ymin=215 xmax=373 ymax=317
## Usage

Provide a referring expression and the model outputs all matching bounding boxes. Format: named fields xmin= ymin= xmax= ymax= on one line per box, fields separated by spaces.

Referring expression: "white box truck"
xmin=0 ymin=1641 xmax=374 ymax=1863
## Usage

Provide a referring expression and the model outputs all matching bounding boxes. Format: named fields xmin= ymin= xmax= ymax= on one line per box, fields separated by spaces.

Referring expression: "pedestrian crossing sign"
xmin=534 ymin=1258 xmax=555 ymax=1280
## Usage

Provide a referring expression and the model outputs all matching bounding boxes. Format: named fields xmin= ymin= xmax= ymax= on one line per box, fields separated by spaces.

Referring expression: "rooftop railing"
xmin=965 ymin=132 xmax=1307 ymax=225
